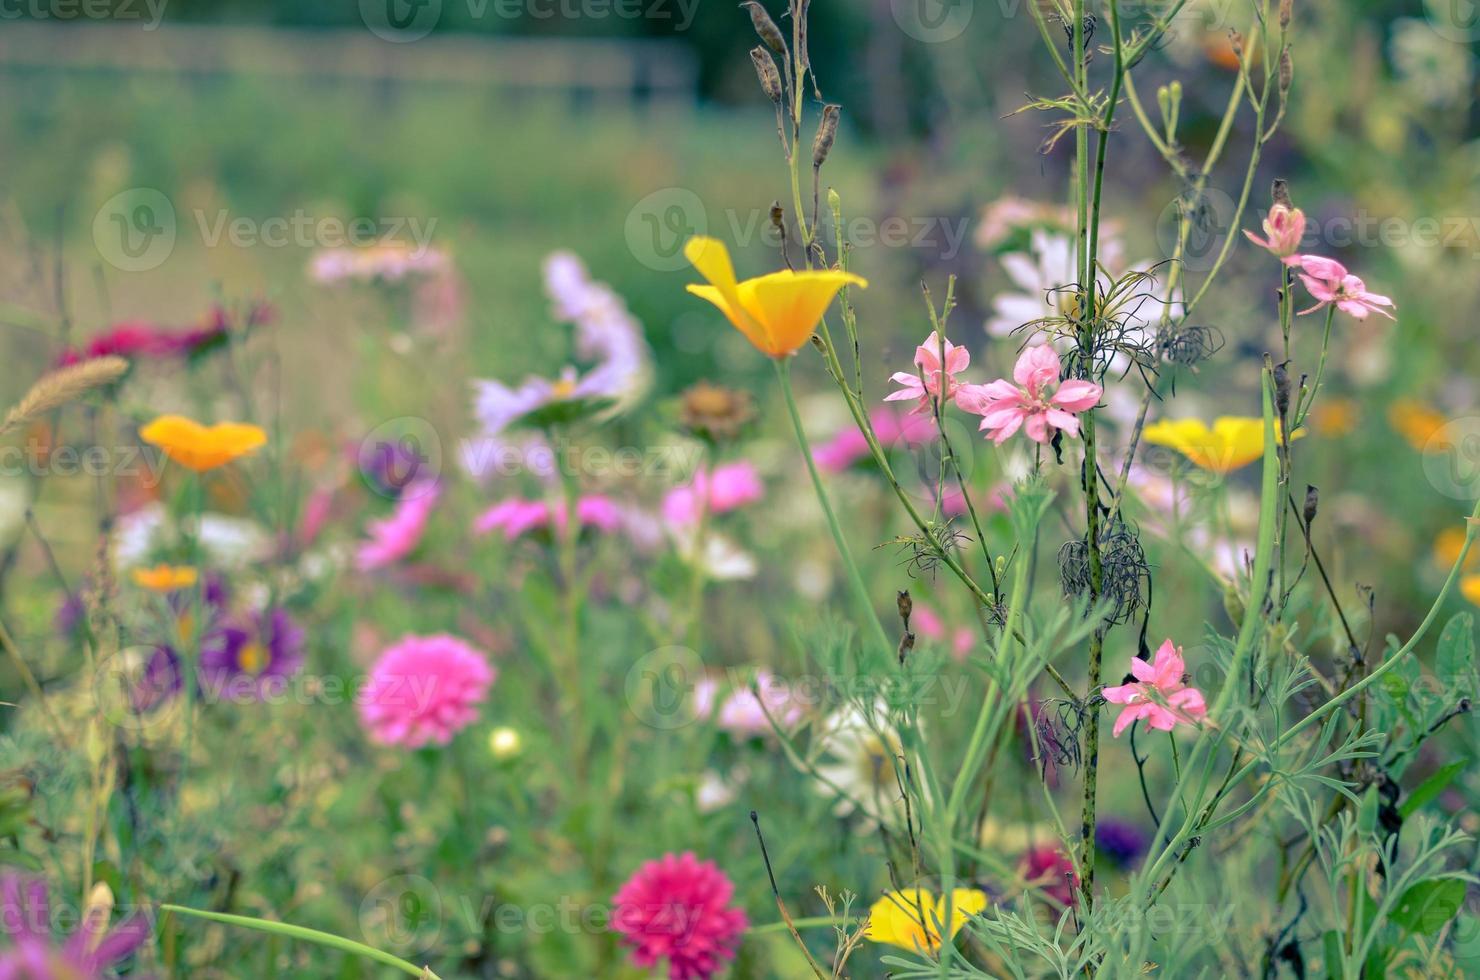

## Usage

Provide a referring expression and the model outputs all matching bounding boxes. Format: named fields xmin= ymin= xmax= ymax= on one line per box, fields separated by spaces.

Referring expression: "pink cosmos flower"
xmin=693 ymin=671 xmax=804 ymax=736
xmin=814 ymin=408 xmax=935 ymax=473
xmin=1243 ymin=204 xmax=1306 ymax=261
xmin=1 ymin=874 xmax=151 ymax=979
xmin=611 ymin=852 xmax=748 ymax=980
xmin=1102 ymin=639 xmax=1208 ymax=737
xmin=359 ymin=634 xmax=495 ymax=748
xmin=661 ymin=462 xmax=763 ymax=528
xmin=956 ymin=345 xmax=1102 ymax=445
xmin=884 ymin=331 xmax=970 ymax=415
xmin=1295 ymin=256 xmax=1395 ymax=320
xmin=472 ymin=495 xmax=624 ymax=541
xmin=355 ymin=481 xmax=440 ymax=571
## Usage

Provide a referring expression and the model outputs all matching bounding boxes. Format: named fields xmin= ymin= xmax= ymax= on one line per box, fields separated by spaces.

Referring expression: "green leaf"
xmin=1437 ymin=613 xmax=1476 ymax=698
xmin=1399 ymin=759 xmax=1469 ymax=818
xmin=1321 ymin=930 xmax=1344 ymax=979
xmin=1389 ymin=878 xmax=1467 ymax=936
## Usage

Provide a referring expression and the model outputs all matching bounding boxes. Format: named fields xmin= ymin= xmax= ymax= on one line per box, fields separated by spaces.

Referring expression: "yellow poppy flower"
xmin=865 ymin=887 xmax=988 ymax=953
xmin=1142 ymin=417 xmax=1303 ymax=474
xmin=131 ymin=563 xmax=199 ymax=592
xmin=140 ymin=415 xmax=267 ymax=472
xmin=683 ymin=236 xmax=867 ymax=358
xmin=1388 ymin=399 xmax=1447 ymax=453
xmin=1463 ymin=575 xmax=1480 ymax=609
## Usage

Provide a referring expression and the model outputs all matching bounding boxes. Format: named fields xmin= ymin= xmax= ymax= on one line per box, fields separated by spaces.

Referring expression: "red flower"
xmin=611 ymin=853 xmax=748 ymax=980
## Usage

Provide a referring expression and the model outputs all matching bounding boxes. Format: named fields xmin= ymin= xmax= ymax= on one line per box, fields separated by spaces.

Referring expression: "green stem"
xmin=161 ymin=905 xmax=443 ymax=979
xmin=774 ymin=357 xmax=891 ymax=658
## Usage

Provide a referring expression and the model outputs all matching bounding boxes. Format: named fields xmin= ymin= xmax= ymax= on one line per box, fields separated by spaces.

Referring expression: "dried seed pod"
xmin=1273 ymin=362 xmax=1292 ymax=417
xmin=1279 ymin=0 xmax=1293 ymax=29
xmin=1229 ymin=29 xmax=1244 ymax=64
xmin=1272 ymin=178 xmax=1293 ymax=209
xmin=741 ymin=1 xmax=788 ymax=59
xmin=1279 ymin=49 xmax=1294 ymax=94
xmin=769 ymin=201 xmax=785 ymax=235
xmin=896 ymin=589 xmax=913 ymax=628
xmin=812 ymin=104 xmax=840 ymax=169
xmin=897 ymin=630 xmax=915 ymax=665
xmin=750 ymin=46 xmax=782 ymax=104
xmin=1303 ymin=485 xmax=1320 ymax=526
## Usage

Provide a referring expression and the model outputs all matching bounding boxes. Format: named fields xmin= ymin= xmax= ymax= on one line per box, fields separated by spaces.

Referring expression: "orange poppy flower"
xmin=140 ymin=415 xmax=267 ymax=472
xmin=131 ymin=564 xmax=199 ymax=592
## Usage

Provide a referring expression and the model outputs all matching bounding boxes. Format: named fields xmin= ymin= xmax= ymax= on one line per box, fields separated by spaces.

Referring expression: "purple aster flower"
xmin=131 ymin=646 xmax=184 ymax=715
xmin=1095 ymin=818 xmax=1150 ymax=869
xmin=198 ymin=608 xmax=305 ymax=703
xmin=356 ymin=438 xmax=429 ymax=498
xmin=0 ymin=874 xmax=150 ymax=979
xmin=471 ymin=252 xmax=650 ymax=439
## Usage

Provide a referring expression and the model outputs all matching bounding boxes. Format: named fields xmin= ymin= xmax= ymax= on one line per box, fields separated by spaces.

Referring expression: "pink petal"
xmin=1111 ymin=703 xmax=1149 ymax=737
xmin=1046 ymin=409 xmax=1080 ymax=436
xmin=1013 ymin=345 xmax=1061 ymax=388
xmin=1022 ymin=412 xmax=1050 ymax=443
xmin=1051 ymin=380 xmax=1102 ymax=412
xmin=1129 ymin=656 xmax=1157 ymax=683
xmin=1102 ymin=682 xmax=1141 ymax=705
xmin=1296 ymin=255 xmax=1347 ymax=280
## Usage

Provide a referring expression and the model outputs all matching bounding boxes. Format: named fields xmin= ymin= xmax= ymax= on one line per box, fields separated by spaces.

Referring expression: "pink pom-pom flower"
xmin=359 ymin=634 xmax=495 ymax=748
xmin=611 ymin=852 xmax=748 ymax=980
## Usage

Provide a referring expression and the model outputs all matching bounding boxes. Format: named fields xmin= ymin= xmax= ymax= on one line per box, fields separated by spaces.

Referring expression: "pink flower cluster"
xmin=814 ymin=407 xmax=935 ymax=473
xmin=56 ymin=303 xmax=273 ymax=366
xmin=883 ymin=334 xmax=1102 ymax=447
xmin=661 ymin=462 xmax=764 ymax=528
xmin=611 ymin=852 xmax=748 ymax=980
xmin=473 ymin=495 xmax=623 ymax=541
xmin=359 ymin=633 xmax=495 ymax=747
xmin=1103 ymin=639 xmax=1208 ymax=737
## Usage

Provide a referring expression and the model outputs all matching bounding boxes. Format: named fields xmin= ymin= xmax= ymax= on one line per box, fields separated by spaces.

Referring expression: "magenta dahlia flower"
xmin=0 ymin=874 xmax=150 ymax=979
xmin=611 ymin=852 xmax=748 ymax=980
xmin=359 ymin=634 xmax=495 ymax=748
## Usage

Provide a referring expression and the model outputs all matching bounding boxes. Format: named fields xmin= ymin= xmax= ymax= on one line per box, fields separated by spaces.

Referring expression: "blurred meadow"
xmin=1 ymin=1 xmax=1479 ymax=977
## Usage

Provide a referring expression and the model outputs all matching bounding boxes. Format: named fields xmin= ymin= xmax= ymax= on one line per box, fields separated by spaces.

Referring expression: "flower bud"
xmin=1279 ymin=0 xmax=1293 ymax=29
xmin=1303 ymin=485 xmax=1319 ymax=526
xmin=896 ymin=589 xmax=913 ymax=627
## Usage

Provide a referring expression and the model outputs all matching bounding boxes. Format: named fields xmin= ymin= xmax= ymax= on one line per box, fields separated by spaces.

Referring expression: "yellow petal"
xmin=131 ymin=564 xmax=199 ymax=591
xmin=865 ymin=889 xmax=940 ymax=952
xmin=741 ymin=269 xmax=868 ymax=356
xmin=1463 ymin=575 xmax=1480 ymax=608
xmin=141 ymin=414 xmax=266 ymax=472
xmin=938 ymin=889 xmax=988 ymax=939
xmin=686 ymin=284 xmax=776 ymax=356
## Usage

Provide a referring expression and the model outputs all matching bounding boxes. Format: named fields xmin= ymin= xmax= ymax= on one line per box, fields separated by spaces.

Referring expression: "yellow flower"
xmin=1142 ymin=416 xmax=1303 ymax=474
xmin=865 ymin=887 xmax=988 ymax=953
xmin=1433 ymin=527 xmax=1480 ymax=573
xmin=140 ymin=415 xmax=267 ymax=472
xmin=131 ymin=563 xmax=198 ymax=592
xmin=1463 ymin=575 xmax=1480 ymax=609
xmin=683 ymin=236 xmax=866 ymax=358
xmin=1388 ymin=399 xmax=1447 ymax=452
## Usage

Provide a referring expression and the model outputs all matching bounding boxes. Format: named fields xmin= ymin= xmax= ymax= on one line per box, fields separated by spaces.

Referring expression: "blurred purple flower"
xmin=0 ymin=874 xmax=150 ymax=979
xmin=131 ymin=646 xmax=184 ymax=715
xmin=198 ymin=608 xmax=305 ymax=702
xmin=1095 ymin=818 xmax=1150 ymax=869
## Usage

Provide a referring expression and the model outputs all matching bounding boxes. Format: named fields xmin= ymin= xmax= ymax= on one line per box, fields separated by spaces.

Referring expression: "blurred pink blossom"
xmin=356 ymin=481 xmax=440 ymax=571
xmin=359 ymin=633 xmax=494 ymax=748
xmin=814 ymin=408 xmax=935 ymax=473
xmin=661 ymin=462 xmax=763 ymax=527
xmin=693 ymin=671 xmax=804 ymax=736
xmin=472 ymin=495 xmax=624 ymax=541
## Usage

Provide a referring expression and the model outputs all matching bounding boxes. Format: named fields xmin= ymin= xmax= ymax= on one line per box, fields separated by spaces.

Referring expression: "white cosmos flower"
xmin=811 ymin=700 xmax=913 ymax=829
